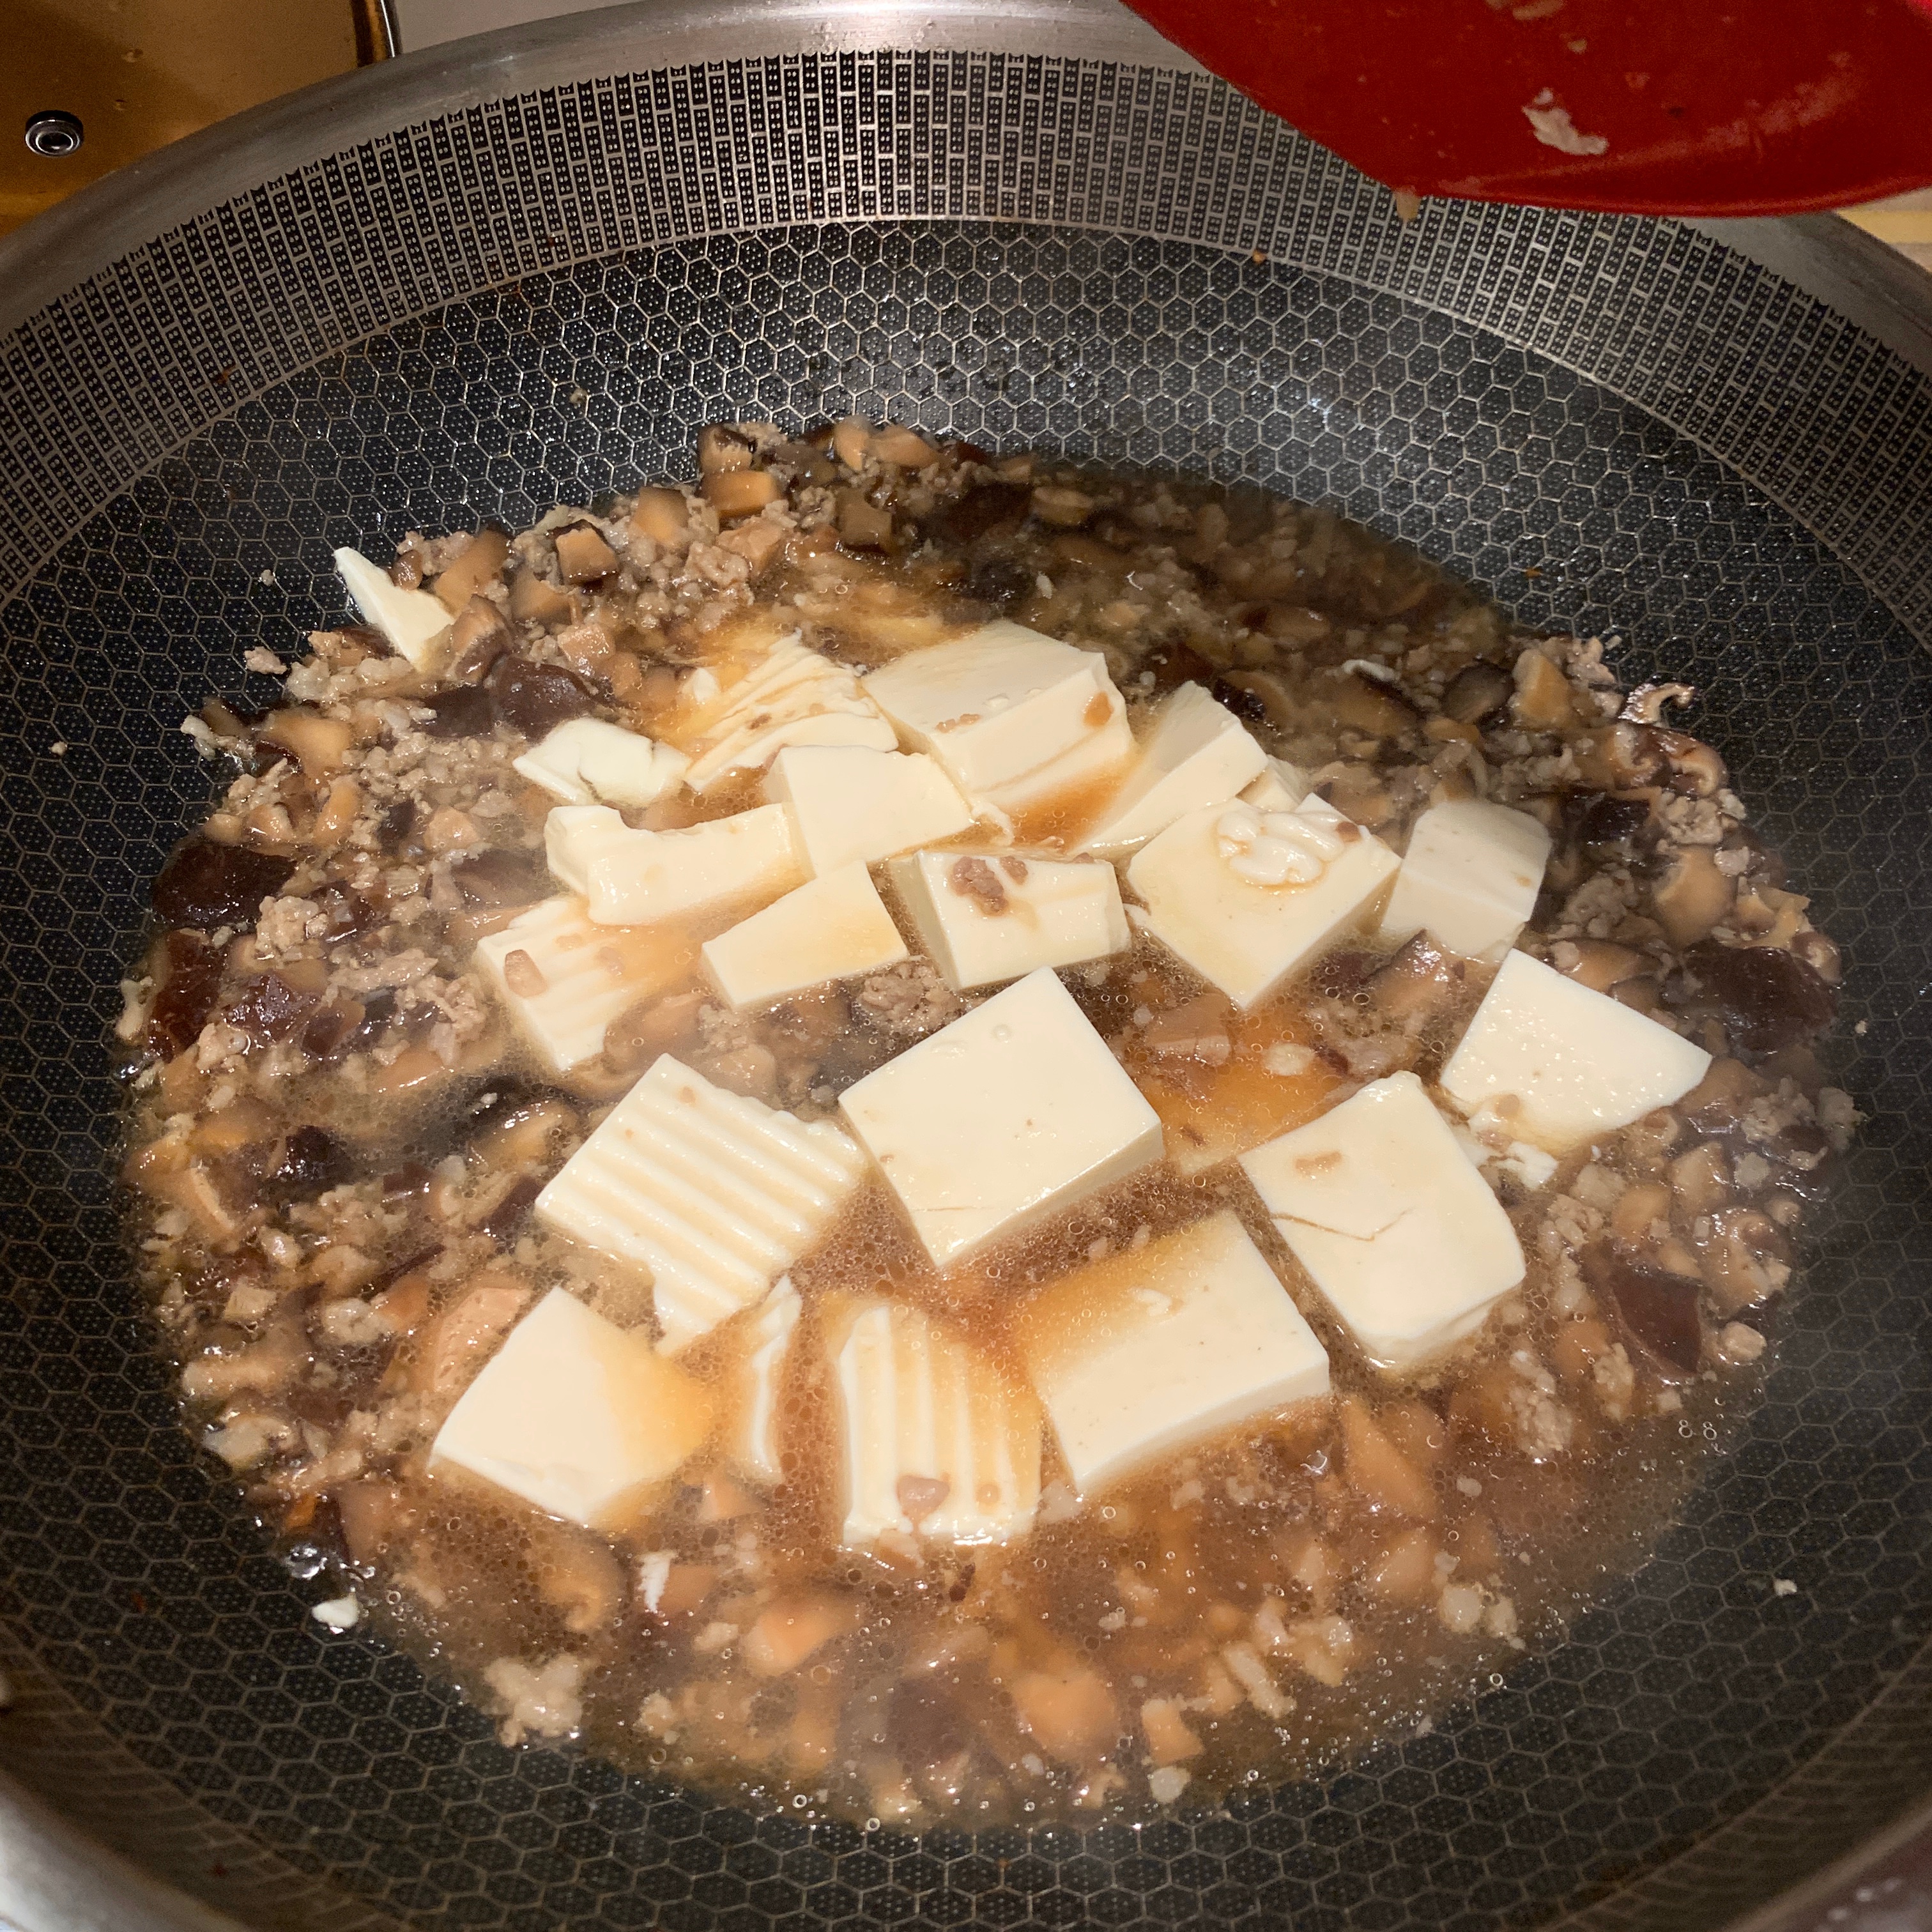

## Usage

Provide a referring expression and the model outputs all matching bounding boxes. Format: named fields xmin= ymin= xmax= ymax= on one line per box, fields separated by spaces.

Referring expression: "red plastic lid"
xmin=1123 ymin=0 xmax=1932 ymax=215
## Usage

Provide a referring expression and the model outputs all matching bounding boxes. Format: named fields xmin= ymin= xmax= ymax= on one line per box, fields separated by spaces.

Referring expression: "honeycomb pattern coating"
xmin=0 ymin=221 xmax=1929 ymax=1931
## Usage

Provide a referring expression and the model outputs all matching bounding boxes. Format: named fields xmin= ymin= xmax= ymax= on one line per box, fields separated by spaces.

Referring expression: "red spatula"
xmin=1122 ymin=0 xmax=1932 ymax=215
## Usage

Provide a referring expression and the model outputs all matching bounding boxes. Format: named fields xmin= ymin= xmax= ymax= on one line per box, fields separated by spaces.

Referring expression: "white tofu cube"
xmin=1240 ymin=1072 xmax=1526 ymax=1370
xmin=762 ymin=744 xmax=975 ymax=876
xmin=428 ymin=1287 xmax=712 ymax=1529
xmin=474 ymin=894 xmax=698 ymax=1071
xmin=553 ymin=801 xmax=807 ymax=928
xmin=1240 ymin=756 xmax=1312 ymax=813
xmin=334 ymin=547 xmax=452 ymax=669
xmin=828 ymin=1297 xmax=1041 ymax=1547
xmin=513 ymin=718 xmax=691 ymax=809
xmin=677 ymin=632 xmax=896 ymax=792
xmin=1078 ymin=683 xmax=1266 ymax=857
xmin=862 ymin=622 xmax=1133 ymax=813
xmin=536 ymin=1054 xmax=870 ymax=1353
xmin=544 ymin=804 xmax=638 ymax=893
xmin=1015 ymin=1210 xmax=1330 ymax=1494
xmin=1127 ymin=795 xmax=1399 ymax=1009
xmin=888 ymin=849 xmax=1129 ymax=992
xmin=1379 ymin=801 xmax=1552 ymax=962
xmin=838 ymin=967 xmax=1163 ymax=1270
xmin=701 ymin=862 xmax=909 ymax=1011
xmin=724 ymin=1277 xmax=801 ymax=1486
xmin=1439 ymin=949 xmax=1711 ymax=1155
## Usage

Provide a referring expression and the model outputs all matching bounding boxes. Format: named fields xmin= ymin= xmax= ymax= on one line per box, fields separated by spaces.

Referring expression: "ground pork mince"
xmin=116 ymin=420 xmax=1855 ymax=1827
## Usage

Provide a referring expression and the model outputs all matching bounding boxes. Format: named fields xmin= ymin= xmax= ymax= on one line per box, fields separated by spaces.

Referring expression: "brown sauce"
xmin=116 ymin=424 xmax=1855 ymax=1826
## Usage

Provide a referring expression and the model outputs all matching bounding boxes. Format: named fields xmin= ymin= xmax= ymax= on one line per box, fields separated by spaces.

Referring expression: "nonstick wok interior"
xmin=0 ymin=10 xmax=1929 ymax=1931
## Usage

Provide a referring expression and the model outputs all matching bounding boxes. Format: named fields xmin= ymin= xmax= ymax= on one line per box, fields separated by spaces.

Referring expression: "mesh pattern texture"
xmin=0 ymin=43 xmax=1928 ymax=1932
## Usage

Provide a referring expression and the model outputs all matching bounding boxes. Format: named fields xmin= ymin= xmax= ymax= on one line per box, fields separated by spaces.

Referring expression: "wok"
xmin=1 ymin=4 xmax=1929 ymax=1929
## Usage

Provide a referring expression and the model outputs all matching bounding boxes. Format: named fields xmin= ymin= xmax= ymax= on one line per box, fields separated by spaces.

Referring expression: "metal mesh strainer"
xmin=1 ymin=6 xmax=1928 ymax=1929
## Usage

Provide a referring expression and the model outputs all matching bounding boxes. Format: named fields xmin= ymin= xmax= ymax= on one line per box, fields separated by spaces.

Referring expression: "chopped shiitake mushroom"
xmin=123 ymin=431 xmax=1846 ymax=1831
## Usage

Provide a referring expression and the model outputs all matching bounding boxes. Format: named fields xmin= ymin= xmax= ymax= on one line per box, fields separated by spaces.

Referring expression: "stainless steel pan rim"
xmin=0 ymin=6 xmax=1928 ymax=1931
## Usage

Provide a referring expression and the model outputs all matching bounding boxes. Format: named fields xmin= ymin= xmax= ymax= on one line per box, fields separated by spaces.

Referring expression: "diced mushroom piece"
xmin=1273 ymin=1614 xmax=1361 ymax=1687
xmin=831 ymin=418 xmax=871 ymax=468
xmin=1609 ymin=1181 xmax=1673 ymax=1249
xmin=415 ymin=1273 xmax=533 ymax=1397
xmin=181 ymin=1318 xmax=305 ymax=1402
xmin=1139 ymin=1698 xmax=1202 ymax=1767
xmin=742 ymin=1597 xmax=853 ymax=1678
xmin=1582 ymin=1245 xmax=1702 ymax=1377
xmin=1369 ymin=933 xmax=1464 ymax=1023
xmin=1694 ymin=1208 xmax=1791 ymax=1314
xmin=871 ymin=425 xmax=938 ymax=467
xmin=337 ymin=1480 xmax=413 ymax=1565
xmin=1439 ymin=661 xmax=1513 ymax=726
xmin=629 ymin=487 xmax=690 ymax=546
xmin=697 ymin=423 xmax=755 ymax=473
xmin=1570 ymin=723 xmax=1667 ymax=790
xmin=555 ymin=525 xmax=620 ymax=584
xmin=1362 ymin=1526 xmax=1440 ymax=1605
xmin=1031 ymin=484 xmax=1094 ymax=528
xmin=1620 ymin=680 xmax=1696 ymax=725
xmin=1009 ymin=1667 xmax=1118 ymax=1766
xmin=432 ymin=529 xmax=510 ymax=611
xmin=1791 ymin=928 xmax=1843 ymax=985
xmin=1340 ymin=1401 xmax=1437 ymax=1521
xmin=525 ymin=1520 xmax=626 ymax=1634
xmin=1679 ymin=1055 xmax=1771 ymax=1130
xmin=1654 ymin=847 xmax=1735 ymax=948
xmin=1329 ymin=668 xmax=1420 ymax=739
xmin=260 ymin=709 xmax=354 ymax=776
xmin=447 ymin=597 xmax=511 ymax=682
xmin=838 ymin=489 xmax=894 ymax=549
xmin=1682 ymin=940 xmax=1838 ymax=1055
xmin=1140 ymin=992 xmax=1234 ymax=1066
xmin=1659 ymin=732 xmax=1727 ymax=798
xmin=719 ymin=519 xmax=786 ymax=572
xmin=703 ymin=469 xmax=781 ymax=520
xmin=1552 ymin=939 xmax=1648 ymax=994
xmin=1510 ymin=650 xmax=1581 ymax=731
xmin=508 ymin=569 xmax=577 ymax=627
xmin=1669 ymin=1141 xmax=1731 ymax=1216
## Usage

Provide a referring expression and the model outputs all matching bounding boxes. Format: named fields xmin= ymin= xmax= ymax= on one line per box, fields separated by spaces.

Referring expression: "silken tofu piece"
xmin=1126 ymin=796 xmax=1399 ymax=1009
xmin=762 ymin=744 xmax=975 ymax=875
xmin=838 ymin=967 xmax=1163 ymax=1270
xmin=677 ymin=632 xmax=896 ymax=792
xmin=829 ymin=1296 xmax=1042 ymax=1547
xmin=1240 ymin=755 xmax=1312 ymax=813
xmin=1015 ymin=1210 xmax=1330 ymax=1494
xmin=552 ymin=801 xmax=807 ymax=928
xmin=887 ymin=849 xmax=1129 ymax=992
xmin=1240 ymin=1072 xmax=1526 ymax=1371
xmin=862 ymin=622 xmax=1133 ymax=813
xmin=544 ymin=804 xmax=635 ymax=894
xmin=335 ymin=546 xmax=452 ymax=668
xmin=724 ymin=1276 xmax=801 ymax=1486
xmin=1078 ymin=682 xmax=1266 ymax=857
xmin=428 ymin=1287 xmax=712 ymax=1529
xmin=535 ymin=1054 xmax=870 ymax=1353
xmin=1379 ymin=801 xmax=1551 ymax=962
xmin=475 ymin=894 xmax=698 ymax=1071
xmin=1439 ymin=949 xmax=1711 ymax=1155
xmin=701 ymin=862 xmax=908 ymax=1011
xmin=513 ymin=718 xmax=691 ymax=808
